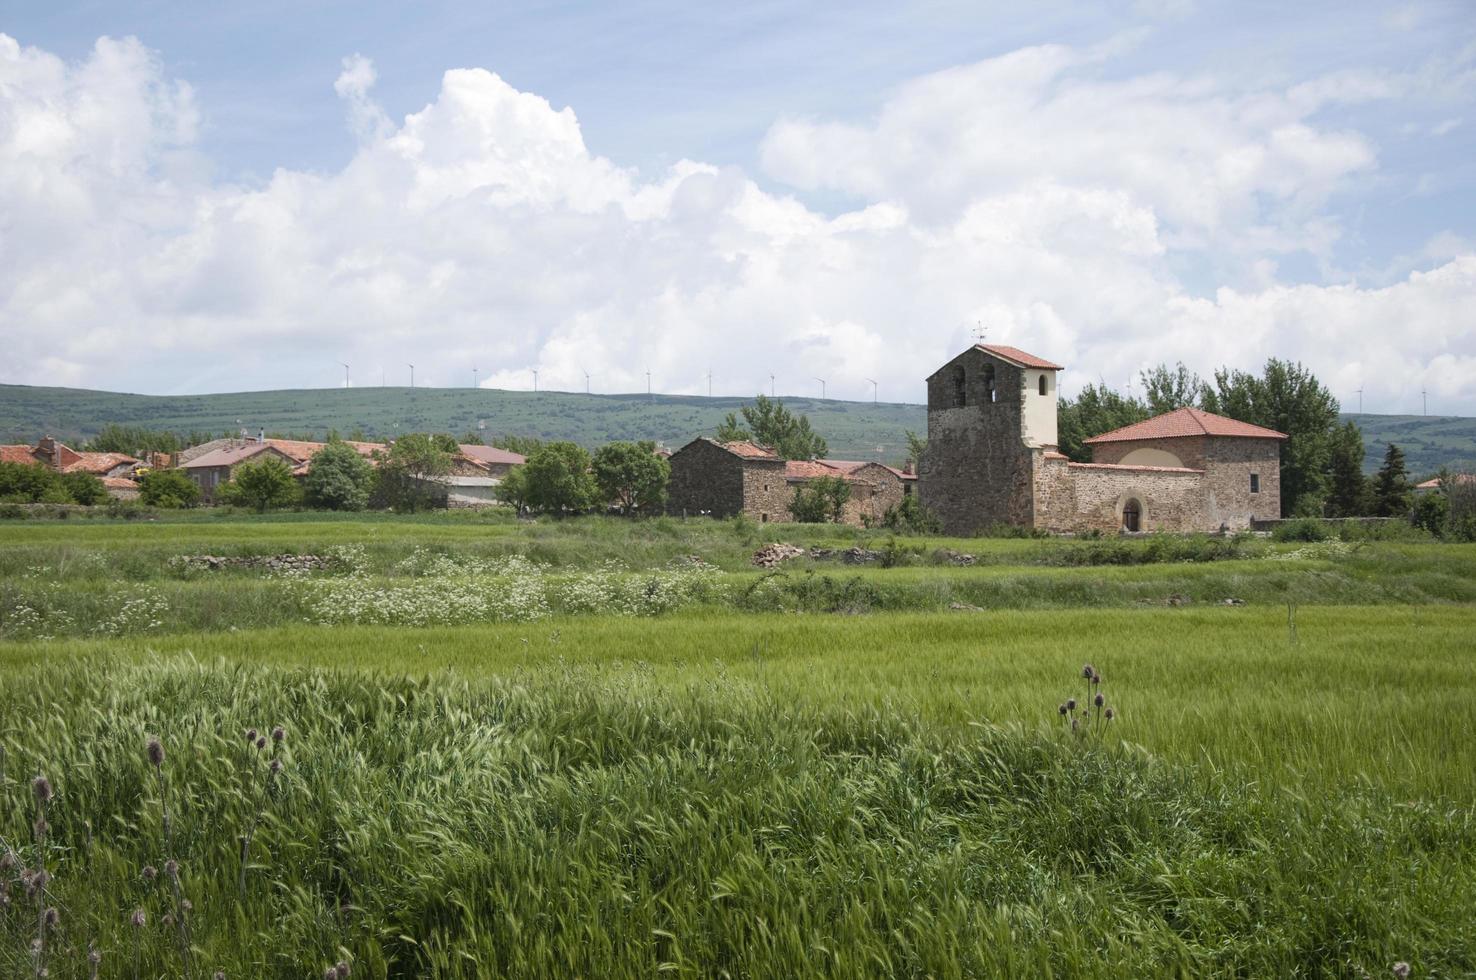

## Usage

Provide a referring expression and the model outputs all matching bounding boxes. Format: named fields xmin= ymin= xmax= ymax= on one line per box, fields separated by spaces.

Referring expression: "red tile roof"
xmin=458 ymin=444 xmax=527 ymax=466
xmin=102 ymin=477 xmax=139 ymax=490
xmin=1084 ymin=407 xmax=1287 ymax=444
xmin=0 ymin=445 xmax=41 ymax=466
xmin=1416 ymin=473 xmax=1474 ymax=490
xmin=62 ymin=452 xmax=139 ymax=475
xmin=975 ymin=344 xmax=1064 ymax=371
xmin=784 ymin=460 xmax=843 ymax=479
xmin=179 ymin=443 xmax=295 ymax=469
xmin=719 ymin=440 xmax=781 ymax=460
xmin=821 ymin=459 xmax=916 ymax=481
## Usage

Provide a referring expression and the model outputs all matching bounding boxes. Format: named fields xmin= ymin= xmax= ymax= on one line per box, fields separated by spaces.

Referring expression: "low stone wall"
xmin=173 ymin=554 xmax=336 ymax=572
xmin=1035 ymin=456 xmax=1209 ymax=533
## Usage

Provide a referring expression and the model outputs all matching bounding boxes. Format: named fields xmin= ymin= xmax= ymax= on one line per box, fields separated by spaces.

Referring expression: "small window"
xmin=1038 ymin=375 xmax=1048 ymax=396
xmin=982 ymin=364 xmax=996 ymax=403
xmin=1122 ymin=499 xmax=1141 ymax=533
xmin=760 ymin=513 xmax=768 ymax=523
xmin=1250 ymin=473 xmax=1260 ymax=494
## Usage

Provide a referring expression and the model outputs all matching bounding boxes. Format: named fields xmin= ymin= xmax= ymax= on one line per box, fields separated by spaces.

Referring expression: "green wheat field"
xmin=2 ymin=511 xmax=1474 ymax=977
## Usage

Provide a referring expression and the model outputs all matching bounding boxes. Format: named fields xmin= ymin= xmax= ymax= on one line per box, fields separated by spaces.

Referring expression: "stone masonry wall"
xmin=1034 ymin=455 xmax=1209 ymax=533
xmin=918 ymin=348 xmax=1035 ymax=535
xmin=666 ymin=439 xmax=745 ymax=517
xmin=1201 ymin=437 xmax=1281 ymax=528
xmin=842 ymin=463 xmax=909 ymax=526
xmin=742 ymin=460 xmax=795 ymax=523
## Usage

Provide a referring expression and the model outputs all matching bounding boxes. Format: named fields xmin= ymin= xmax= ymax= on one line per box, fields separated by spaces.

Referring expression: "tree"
xmin=592 ymin=441 xmax=670 ymax=515
xmin=1201 ymin=359 xmax=1339 ymax=517
xmin=222 ymin=456 xmax=299 ymax=512
xmin=61 ymin=471 xmax=107 ymax=505
xmin=85 ymin=425 xmax=184 ymax=456
xmin=1324 ymin=421 xmax=1370 ymax=517
xmin=431 ymin=433 xmax=462 ymax=455
xmin=522 ymin=442 xmax=597 ymax=514
xmin=303 ymin=441 xmax=375 ymax=511
xmin=1139 ymin=362 xmax=1204 ymax=415
xmin=493 ymin=435 xmax=544 ymax=457
xmin=882 ymin=493 xmax=941 ymax=534
xmin=0 ymin=461 xmax=64 ymax=503
xmin=1056 ymin=384 xmax=1150 ymax=462
xmin=1372 ymin=443 xmax=1411 ymax=517
xmin=372 ymin=434 xmax=453 ymax=512
xmin=718 ymin=395 xmax=828 ymax=460
xmin=459 ymin=431 xmax=485 ymax=445
xmin=1410 ymin=491 xmax=1448 ymax=537
xmin=790 ymin=475 xmax=851 ymax=523
xmin=904 ymin=431 xmax=927 ymax=470
xmin=138 ymin=469 xmax=201 ymax=508
xmin=494 ymin=465 xmax=531 ymax=513
xmin=1446 ymin=473 xmax=1476 ymax=542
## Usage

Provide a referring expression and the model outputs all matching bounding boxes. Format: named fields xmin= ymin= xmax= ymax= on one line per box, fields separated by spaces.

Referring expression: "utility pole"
xmin=340 ymin=362 xmax=350 ymax=388
xmin=865 ymin=378 xmax=877 ymax=405
xmin=408 ymin=363 xmax=414 ymax=388
xmin=814 ymin=377 xmax=826 ymax=400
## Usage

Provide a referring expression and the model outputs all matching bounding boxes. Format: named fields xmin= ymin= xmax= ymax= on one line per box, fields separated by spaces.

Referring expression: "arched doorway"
xmin=1122 ymin=499 xmax=1142 ymax=533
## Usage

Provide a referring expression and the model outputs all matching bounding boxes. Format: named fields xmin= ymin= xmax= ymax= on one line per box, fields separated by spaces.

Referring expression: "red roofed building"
xmin=919 ymin=345 xmax=1285 ymax=534
xmin=0 ymin=437 xmax=142 ymax=498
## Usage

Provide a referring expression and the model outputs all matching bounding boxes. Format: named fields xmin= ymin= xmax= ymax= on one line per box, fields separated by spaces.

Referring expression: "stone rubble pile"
xmin=750 ymin=543 xmax=807 ymax=567
xmin=177 ymin=554 xmax=334 ymax=572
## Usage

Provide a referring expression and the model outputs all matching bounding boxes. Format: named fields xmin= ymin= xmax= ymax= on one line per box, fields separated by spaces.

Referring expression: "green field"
xmin=2 ymin=514 xmax=1473 ymax=976
xmin=3 ymin=381 xmax=1472 ymax=473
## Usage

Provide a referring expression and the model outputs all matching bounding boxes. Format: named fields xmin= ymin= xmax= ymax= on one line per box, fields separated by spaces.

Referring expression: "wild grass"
xmin=0 ymin=648 xmax=1471 ymax=977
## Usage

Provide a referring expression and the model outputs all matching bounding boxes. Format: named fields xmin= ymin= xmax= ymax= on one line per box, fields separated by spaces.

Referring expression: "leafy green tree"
xmin=431 ymin=433 xmax=462 ymax=455
xmin=0 ymin=461 xmax=63 ymax=503
xmin=592 ymin=441 xmax=670 ymax=515
xmin=85 ymin=425 xmax=184 ymax=456
xmin=1324 ymin=421 xmax=1370 ymax=517
xmin=1056 ymin=384 xmax=1150 ymax=462
xmin=1410 ymin=491 xmax=1448 ymax=537
xmin=1446 ymin=473 xmax=1476 ymax=542
xmin=904 ymin=431 xmax=927 ymax=470
xmin=459 ymin=431 xmax=485 ymax=445
xmin=718 ymin=395 xmax=828 ymax=460
xmin=1139 ymin=362 xmax=1204 ymax=415
xmin=494 ymin=465 xmax=531 ymax=512
xmin=493 ymin=435 xmax=544 ymax=457
xmin=222 ymin=456 xmax=299 ymax=512
xmin=790 ymin=475 xmax=851 ymax=523
xmin=138 ymin=469 xmax=201 ymax=508
xmin=882 ymin=493 xmax=941 ymax=534
xmin=372 ymin=434 xmax=453 ymax=512
xmin=522 ymin=442 xmax=597 ymax=514
xmin=1201 ymin=359 xmax=1339 ymax=517
xmin=304 ymin=441 xmax=375 ymax=511
xmin=61 ymin=471 xmax=107 ymax=505
xmin=1372 ymin=443 xmax=1411 ymax=517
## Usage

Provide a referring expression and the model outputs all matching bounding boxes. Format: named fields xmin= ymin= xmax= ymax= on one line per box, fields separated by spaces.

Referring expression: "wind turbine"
xmin=472 ymin=365 xmax=478 ymax=388
xmin=339 ymin=362 xmax=350 ymax=388
xmin=584 ymin=369 xmax=590 ymax=394
xmin=532 ymin=369 xmax=539 ymax=392
xmin=865 ymin=378 xmax=878 ymax=405
xmin=706 ymin=369 xmax=713 ymax=398
xmin=408 ymin=364 xmax=414 ymax=388
xmin=769 ymin=374 xmax=776 ymax=398
xmin=646 ymin=368 xmax=653 ymax=402
xmin=814 ymin=377 xmax=826 ymax=400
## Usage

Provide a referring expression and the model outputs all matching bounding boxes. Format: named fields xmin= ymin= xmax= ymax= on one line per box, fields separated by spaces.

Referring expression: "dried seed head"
xmin=0 ymin=851 xmax=14 ymax=871
xmin=164 ymin=859 xmax=179 ymax=881
xmin=89 ymin=948 xmax=102 ymax=966
xmin=146 ymin=738 xmax=164 ymax=768
xmin=181 ymin=899 xmax=193 ymax=913
xmin=45 ymin=907 xmax=59 ymax=927
xmin=130 ymin=908 xmax=146 ymax=929
xmin=1105 ymin=707 xmax=1115 ymax=721
xmin=32 ymin=775 xmax=53 ymax=805
xmin=255 ymin=736 xmax=267 ymax=751
xmin=269 ymin=759 xmax=283 ymax=775
xmin=336 ymin=961 xmax=351 ymax=978
xmin=1071 ymin=717 xmax=1079 ymax=732
xmin=245 ymin=729 xmax=258 ymax=743
xmin=324 ymin=969 xmax=337 ymax=980
xmin=142 ymin=864 xmax=157 ymax=882
xmin=34 ymin=817 xmax=49 ymax=838
xmin=1094 ymin=693 xmax=1105 ymax=708
xmin=1057 ymin=703 xmax=1067 ymax=716
xmin=162 ymin=913 xmax=175 ymax=928
xmin=27 ymin=869 xmax=49 ymax=898
xmin=1082 ymin=664 xmax=1094 ymax=680
xmin=271 ymin=726 xmax=285 ymax=743
xmin=1393 ymin=964 xmax=1410 ymax=979
xmin=1066 ymin=698 xmax=1076 ymax=711
xmin=214 ymin=973 xmax=226 ymax=980
xmin=1092 ymin=672 xmax=1101 ymax=685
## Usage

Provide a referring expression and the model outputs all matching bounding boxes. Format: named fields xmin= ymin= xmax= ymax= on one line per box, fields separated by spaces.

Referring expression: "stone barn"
xmin=918 ymin=344 xmax=1285 ymax=535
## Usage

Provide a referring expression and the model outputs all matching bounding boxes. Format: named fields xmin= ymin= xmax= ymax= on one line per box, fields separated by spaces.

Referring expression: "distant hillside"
xmin=1 ymin=384 xmax=1470 ymax=475
xmin=0 ymin=385 xmax=927 ymax=465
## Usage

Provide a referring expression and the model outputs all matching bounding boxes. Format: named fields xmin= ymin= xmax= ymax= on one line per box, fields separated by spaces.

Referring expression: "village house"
xmin=0 ymin=435 xmax=142 ymax=498
xmin=918 ymin=344 xmax=1285 ymax=535
xmin=665 ymin=437 xmax=915 ymax=525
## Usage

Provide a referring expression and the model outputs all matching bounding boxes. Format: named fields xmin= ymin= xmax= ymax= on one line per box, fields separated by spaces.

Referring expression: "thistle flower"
xmin=1094 ymin=693 xmax=1105 ymax=708
xmin=1057 ymin=703 xmax=1067 ymax=717
xmin=26 ymin=869 xmax=49 ymax=898
xmin=1105 ymin=707 xmax=1115 ymax=721
xmin=1066 ymin=698 xmax=1076 ymax=711
xmin=1081 ymin=664 xmax=1094 ymax=680
xmin=34 ymin=817 xmax=48 ymax=837
xmin=142 ymin=865 xmax=157 ymax=882
xmin=165 ymin=859 xmax=179 ymax=881
xmin=162 ymin=913 xmax=175 ymax=928
xmin=1071 ymin=717 xmax=1079 ymax=732
xmin=44 ymin=907 xmax=59 ymax=927
xmin=269 ymin=759 xmax=283 ymax=775
xmin=130 ymin=908 xmax=146 ymax=929
xmin=147 ymin=738 xmax=164 ymax=768
xmin=215 ymin=973 xmax=227 ymax=980
xmin=0 ymin=851 xmax=13 ymax=871
xmin=88 ymin=948 xmax=101 ymax=967
xmin=325 ymin=969 xmax=337 ymax=980
xmin=245 ymin=729 xmax=258 ymax=743
xmin=32 ymin=775 xmax=53 ymax=804
xmin=336 ymin=961 xmax=351 ymax=978
xmin=271 ymin=726 xmax=285 ymax=743
xmin=255 ymin=736 xmax=267 ymax=751
xmin=1092 ymin=672 xmax=1101 ymax=686
xmin=181 ymin=899 xmax=193 ymax=913
xmin=1393 ymin=964 xmax=1410 ymax=979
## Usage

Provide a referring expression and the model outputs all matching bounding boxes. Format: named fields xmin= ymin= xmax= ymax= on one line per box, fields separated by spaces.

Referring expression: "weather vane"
xmin=972 ymin=320 xmax=988 ymax=343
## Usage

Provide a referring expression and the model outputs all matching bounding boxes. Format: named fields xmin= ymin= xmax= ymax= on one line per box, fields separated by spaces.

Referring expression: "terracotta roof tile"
xmin=458 ymin=444 xmax=527 ymax=466
xmin=1084 ymin=407 xmax=1287 ymax=444
xmin=101 ymin=477 xmax=139 ymax=490
xmin=975 ymin=344 xmax=1065 ymax=371
xmin=61 ymin=452 xmax=138 ymax=475
xmin=719 ymin=440 xmax=781 ymax=460
xmin=784 ymin=460 xmax=843 ymax=479
xmin=0 ymin=445 xmax=41 ymax=466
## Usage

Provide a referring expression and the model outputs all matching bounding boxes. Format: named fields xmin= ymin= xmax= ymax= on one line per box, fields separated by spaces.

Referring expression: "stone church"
xmin=917 ymin=344 xmax=1286 ymax=535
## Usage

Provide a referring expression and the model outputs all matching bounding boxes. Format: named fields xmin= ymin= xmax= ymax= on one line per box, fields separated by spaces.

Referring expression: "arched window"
xmin=982 ymin=364 xmax=996 ymax=403
xmin=950 ymin=366 xmax=967 ymax=407
xmin=1122 ymin=499 xmax=1141 ymax=533
xmin=1038 ymin=375 xmax=1048 ymax=396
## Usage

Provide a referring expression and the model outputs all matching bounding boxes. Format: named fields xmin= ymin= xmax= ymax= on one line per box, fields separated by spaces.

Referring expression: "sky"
xmin=1 ymin=0 xmax=1474 ymax=413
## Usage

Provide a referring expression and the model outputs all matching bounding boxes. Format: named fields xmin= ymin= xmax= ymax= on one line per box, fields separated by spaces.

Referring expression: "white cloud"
xmin=0 ymin=32 xmax=1473 ymax=420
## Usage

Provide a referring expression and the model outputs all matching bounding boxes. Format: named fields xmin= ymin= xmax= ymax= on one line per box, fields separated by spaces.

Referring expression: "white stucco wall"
xmin=1020 ymin=369 xmax=1059 ymax=448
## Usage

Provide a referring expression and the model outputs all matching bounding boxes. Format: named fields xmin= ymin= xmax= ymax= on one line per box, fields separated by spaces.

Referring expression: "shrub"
xmin=304 ymin=441 xmax=375 ymax=511
xmin=791 ymin=476 xmax=850 ymax=523
xmin=61 ymin=471 xmax=108 ymax=506
xmin=1272 ymin=518 xmax=1332 ymax=543
xmin=592 ymin=441 xmax=669 ymax=515
xmin=882 ymin=494 xmax=941 ymax=534
xmin=220 ymin=456 xmax=300 ymax=512
xmin=0 ymin=460 xmax=63 ymax=502
xmin=522 ymin=442 xmax=597 ymax=515
xmin=372 ymin=434 xmax=453 ymax=512
xmin=138 ymin=469 xmax=202 ymax=509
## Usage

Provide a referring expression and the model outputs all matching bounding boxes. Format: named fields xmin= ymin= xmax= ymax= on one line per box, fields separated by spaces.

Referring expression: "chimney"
xmin=903 ymin=460 xmax=913 ymax=475
xmin=38 ymin=435 xmax=60 ymax=469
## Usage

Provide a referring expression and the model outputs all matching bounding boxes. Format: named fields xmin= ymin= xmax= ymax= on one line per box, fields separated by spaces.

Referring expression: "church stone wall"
xmin=1034 ymin=456 xmax=1208 ymax=533
xmin=667 ymin=439 xmax=745 ymax=518
xmin=742 ymin=461 xmax=794 ymax=523
xmin=1201 ymin=437 xmax=1281 ymax=528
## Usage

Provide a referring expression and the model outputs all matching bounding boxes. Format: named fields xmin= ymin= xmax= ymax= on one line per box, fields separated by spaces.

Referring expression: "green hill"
xmin=1 ymin=384 xmax=1471 ymax=475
